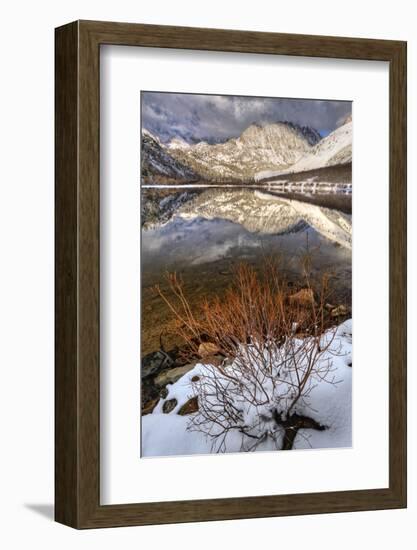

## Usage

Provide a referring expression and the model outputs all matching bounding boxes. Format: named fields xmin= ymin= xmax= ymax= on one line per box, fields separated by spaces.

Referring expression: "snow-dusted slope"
xmin=292 ymin=121 xmax=352 ymax=171
xmin=141 ymin=130 xmax=198 ymax=180
xmin=166 ymin=122 xmax=321 ymax=180
xmin=175 ymin=189 xmax=351 ymax=248
xmin=256 ymin=121 xmax=352 ymax=181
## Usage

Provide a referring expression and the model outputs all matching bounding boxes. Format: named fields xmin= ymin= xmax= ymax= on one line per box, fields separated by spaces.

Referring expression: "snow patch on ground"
xmin=142 ymin=320 xmax=352 ymax=457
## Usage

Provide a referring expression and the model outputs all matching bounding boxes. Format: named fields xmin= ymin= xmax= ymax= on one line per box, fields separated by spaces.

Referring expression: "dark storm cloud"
xmin=141 ymin=92 xmax=351 ymax=143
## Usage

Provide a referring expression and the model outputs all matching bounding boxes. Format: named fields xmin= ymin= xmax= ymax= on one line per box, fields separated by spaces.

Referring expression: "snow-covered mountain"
xmin=141 ymin=130 xmax=198 ymax=180
xmin=141 ymin=117 xmax=352 ymax=184
xmin=290 ymin=120 xmax=352 ymax=172
xmin=256 ymin=119 xmax=352 ymax=181
xmin=165 ymin=122 xmax=321 ymax=180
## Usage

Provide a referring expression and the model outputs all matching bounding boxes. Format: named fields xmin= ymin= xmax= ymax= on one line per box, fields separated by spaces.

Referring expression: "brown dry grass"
xmin=154 ymin=258 xmax=336 ymax=364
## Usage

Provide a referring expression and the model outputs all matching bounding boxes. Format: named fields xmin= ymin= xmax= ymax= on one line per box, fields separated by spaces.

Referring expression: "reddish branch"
xmin=154 ymin=258 xmax=344 ymax=451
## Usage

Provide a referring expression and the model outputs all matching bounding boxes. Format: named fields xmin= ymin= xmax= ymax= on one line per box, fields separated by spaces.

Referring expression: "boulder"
xmin=288 ymin=288 xmax=315 ymax=306
xmin=201 ymin=355 xmax=223 ymax=367
xmin=178 ymin=396 xmax=199 ymax=416
xmin=141 ymin=378 xmax=161 ymax=407
xmin=198 ymin=342 xmax=220 ymax=357
xmin=142 ymin=398 xmax=159 ymax=416
xmin=154 ymin=364 xmax=195 ymax=387
xmin=159 ymin=387 xmax=169 ymax=399
xmin=141 ymin=350 xmax=174 ymax=379
xmin=330 ymin=304 xmax=348 ymax=317
xmin=162 ymin=398 xmax=178 ymax=414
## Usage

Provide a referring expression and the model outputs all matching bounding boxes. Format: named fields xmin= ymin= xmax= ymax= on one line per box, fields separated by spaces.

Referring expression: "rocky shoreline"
xmin=141 ymin=342 xmax=223 ymax=416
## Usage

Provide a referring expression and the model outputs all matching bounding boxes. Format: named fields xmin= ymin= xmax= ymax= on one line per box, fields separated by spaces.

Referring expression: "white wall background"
xmin=0 ymin=0 xmax=414 ymax=547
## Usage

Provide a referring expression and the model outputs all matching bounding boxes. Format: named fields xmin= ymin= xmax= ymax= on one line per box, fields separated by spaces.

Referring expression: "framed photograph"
xmin=55 ymin=20 xmax=407 ymax=528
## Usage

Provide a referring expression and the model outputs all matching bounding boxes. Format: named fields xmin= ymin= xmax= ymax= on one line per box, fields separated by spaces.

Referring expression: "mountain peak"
xmin=142 ymin=128 xmax=161 ymax=145
xmin=162 ymin=121 xmax=318 ymax=180
xmin=167 ymin=136 xmax=189 ymax=150
xmin=239 ymin=121 xmax=321 ymax=147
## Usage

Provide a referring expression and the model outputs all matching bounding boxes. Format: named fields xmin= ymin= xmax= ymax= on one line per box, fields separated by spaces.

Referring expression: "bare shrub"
xmin=154 ymin=259 xmax=343 ymax=452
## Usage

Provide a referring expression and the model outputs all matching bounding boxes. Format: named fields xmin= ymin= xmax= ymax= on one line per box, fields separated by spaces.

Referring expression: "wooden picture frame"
xmin=55 ymin=20 xmax=407 ymax=528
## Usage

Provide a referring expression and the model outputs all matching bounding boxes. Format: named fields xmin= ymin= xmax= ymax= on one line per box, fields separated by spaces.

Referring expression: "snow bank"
xmin=142 ymin=320 xmax=352 ymax=457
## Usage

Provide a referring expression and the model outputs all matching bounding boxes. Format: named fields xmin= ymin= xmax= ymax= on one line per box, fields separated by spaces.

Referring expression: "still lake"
xmin=141 ymin=187 xmax=352 ymax=357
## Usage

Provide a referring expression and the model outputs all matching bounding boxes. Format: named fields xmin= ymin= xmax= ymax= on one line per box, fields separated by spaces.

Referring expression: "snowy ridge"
xmin=256 ymin=120 xmax=352 ymax=181
xmin=141 ymin=129 xmax=198 ymax=179
xmin=141 ymin=117 xmax=351 ymax=183
xmin=291 ymin=121 xmax=352 ymax=172
xmin=167 ymin=136 xmax=190 ymax=150
xmin=165 ymin=122 xmax=320 ymax=179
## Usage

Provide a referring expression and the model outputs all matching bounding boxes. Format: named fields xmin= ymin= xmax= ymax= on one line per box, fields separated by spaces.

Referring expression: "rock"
xmin=198 ymin=342 xmax=220 ymax=357
xmin=141 ymin=378 xmax=161 ymax=407
xmin=201 ymin=355 xmax=223 ymax=367
xmin=178 ymin=396 xmax=199 ymax=416
xmin=160 ymin=387 xmax=169 ymax=399
xmin=191 ymin=375 xmax=200 ymax=382
xmin=154 ymin=364 xmax=195 ymax=387
xmin=288 ymin=288 xmax=315 ymax=306
xmin=331 ymin=304 xmax=348 ymax=317
xmin=162 ymin=398 xmax=178 ymax=414
xmin=141 ymin=350 xmax=174 ymax=379
xmin=142 ymin=398 xmax=159 ymax=415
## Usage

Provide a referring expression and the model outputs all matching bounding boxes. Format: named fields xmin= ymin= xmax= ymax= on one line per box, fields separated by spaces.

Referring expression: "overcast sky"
xmin=141 ymin=91 xmax=351 ymax=143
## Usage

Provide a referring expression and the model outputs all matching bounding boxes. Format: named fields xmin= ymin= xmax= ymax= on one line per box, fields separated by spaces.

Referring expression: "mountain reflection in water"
xmin=141 ymin=187 xmax=352 ymax=357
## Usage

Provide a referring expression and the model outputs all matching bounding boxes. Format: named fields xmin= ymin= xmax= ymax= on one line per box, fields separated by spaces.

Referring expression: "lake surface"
xmin=141 ymin=187 xmax=352 ymax=357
